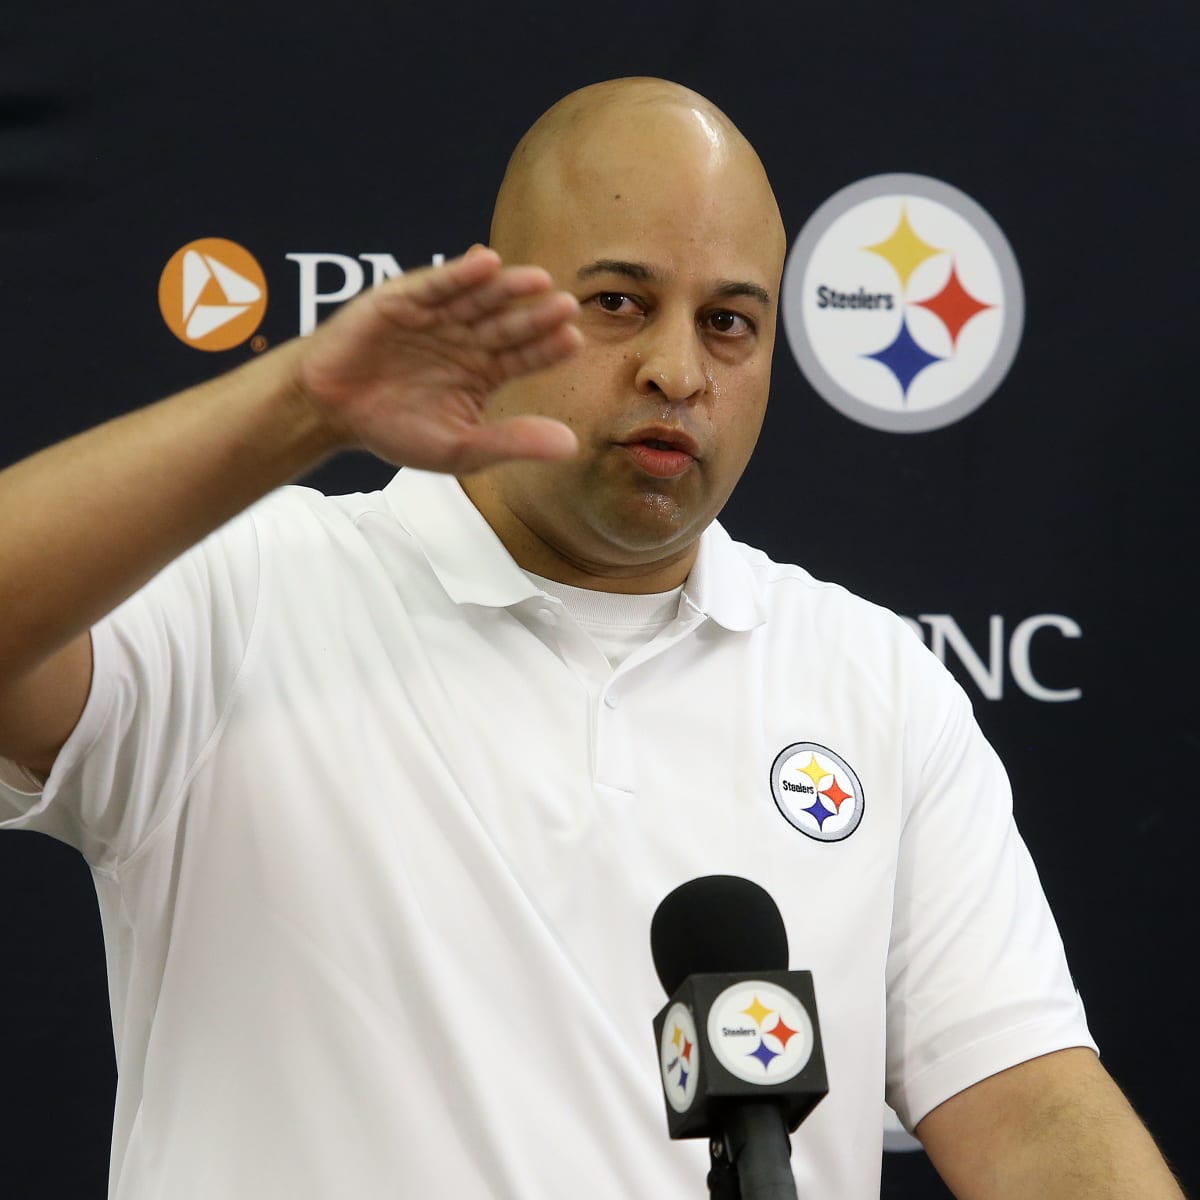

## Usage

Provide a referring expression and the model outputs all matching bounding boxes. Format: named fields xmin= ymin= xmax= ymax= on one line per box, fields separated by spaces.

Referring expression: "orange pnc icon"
xmin=158 ymin=237 xmax=268 ymax=351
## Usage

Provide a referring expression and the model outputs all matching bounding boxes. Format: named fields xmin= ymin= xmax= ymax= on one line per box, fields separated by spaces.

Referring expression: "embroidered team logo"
xmin=659 ymin=1001 xmax=701 ymax=1113
xmin=770 ymin=743 xmax=865 ymax=842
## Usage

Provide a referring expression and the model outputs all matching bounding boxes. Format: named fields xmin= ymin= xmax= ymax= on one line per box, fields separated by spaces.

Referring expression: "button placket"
xmin=590 ymin=615 xmax=707 ymax=793
xmin=594 ymin=683 xmax=635 ymax=793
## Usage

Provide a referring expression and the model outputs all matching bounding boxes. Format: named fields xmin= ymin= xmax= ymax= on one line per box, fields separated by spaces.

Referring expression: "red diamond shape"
xmin=911 ymin=261 xmax=993 ymax=348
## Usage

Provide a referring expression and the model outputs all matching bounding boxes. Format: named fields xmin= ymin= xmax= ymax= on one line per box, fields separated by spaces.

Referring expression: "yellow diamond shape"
xmin=863 ymin=205 xmax=943 ymax=290
xmin=742 ymin=995 xmax=773 ymax=1026
xmin=799 ymin=753 xmax=829 ymax=788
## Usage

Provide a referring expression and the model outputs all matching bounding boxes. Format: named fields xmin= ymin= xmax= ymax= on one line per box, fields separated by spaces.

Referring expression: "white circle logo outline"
xmin=660 ymin=1001 xmax=701 ymax=1113
xmin=770 ymin=742 xmax=865 ymax=843
xmin=782 ymin=173 xmax=1024 ymax=433
xmin=706 ymin=981 xmax=814 ymax=1086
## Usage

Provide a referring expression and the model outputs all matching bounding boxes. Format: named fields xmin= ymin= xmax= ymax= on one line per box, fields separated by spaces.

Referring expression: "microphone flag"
xmin=653 ymin=969 xmax=827 ymax=1139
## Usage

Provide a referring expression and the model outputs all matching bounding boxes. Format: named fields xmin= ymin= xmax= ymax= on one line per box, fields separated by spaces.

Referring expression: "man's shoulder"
xmin=226 ymin=483 xmax=396 ymax=553
xmin=721 ymin=529 xmax=958 ymax=677
xmin=168 ymin=484 xmax=404 ymax=600
xmin=246 ymin=482 xmax=389 ymax=525
xmin=725 ymin=532 xmax=908 ymax=632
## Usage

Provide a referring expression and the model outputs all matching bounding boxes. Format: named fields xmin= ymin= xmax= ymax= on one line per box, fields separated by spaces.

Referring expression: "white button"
xmin=535 ymin=607 xmax=557 ymax=625
xmin=604 ymin=691 xmax=619 ymax=708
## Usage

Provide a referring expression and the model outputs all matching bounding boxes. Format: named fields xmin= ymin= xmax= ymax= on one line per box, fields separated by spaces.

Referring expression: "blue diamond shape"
xmin=750 ymin=1038 xmax=780 ymax=1070
xmin=804 ymin=797 xmax=833 ymax=829
xmin=864 ymin=316 xmax=943 ymax=399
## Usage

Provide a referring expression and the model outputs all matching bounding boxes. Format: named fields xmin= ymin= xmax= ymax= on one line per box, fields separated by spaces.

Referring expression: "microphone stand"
xmin=706 ymin=1102 xmax=799 ymax=1200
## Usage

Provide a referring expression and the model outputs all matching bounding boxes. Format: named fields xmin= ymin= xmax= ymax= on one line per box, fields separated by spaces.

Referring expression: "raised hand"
xmin=292 ymin=245 xmax=582 ymax=474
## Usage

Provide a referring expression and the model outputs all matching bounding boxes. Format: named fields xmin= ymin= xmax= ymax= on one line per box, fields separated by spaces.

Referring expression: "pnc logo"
xmin=158 ymin=238 xmax=268 ymax=351
xmin=157 ymin=240 xmax=448 ymax=348
xmin=904 ymin=613 xmax=1082 ymax=703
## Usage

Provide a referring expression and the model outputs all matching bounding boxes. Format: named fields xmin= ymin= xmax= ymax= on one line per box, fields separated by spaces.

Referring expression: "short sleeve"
xmin=0 ymin=509 xmax=262 ymax=870
xmin=884 ymin=679 xmax=1096 ymax=1131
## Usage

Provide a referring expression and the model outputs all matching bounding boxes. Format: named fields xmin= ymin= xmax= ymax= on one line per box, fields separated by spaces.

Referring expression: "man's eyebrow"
xmin=577 ymin=259 xmax=657 ymax=283
xmin=576 ymin=260 xmax=771 ymax=307
xmin=715 ymin=280 xmax=772 ymax=307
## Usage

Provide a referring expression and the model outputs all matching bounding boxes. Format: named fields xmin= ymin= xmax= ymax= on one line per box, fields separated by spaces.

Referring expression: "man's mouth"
xmin=619 ymin=428 xmax=700 ymax=479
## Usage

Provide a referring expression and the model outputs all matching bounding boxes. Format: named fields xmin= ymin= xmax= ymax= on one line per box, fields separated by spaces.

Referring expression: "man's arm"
xmin=916 ymin=1047 xmax=1187 ymax=1198
xmin=0 ymin=246 xmax=581 ymax=774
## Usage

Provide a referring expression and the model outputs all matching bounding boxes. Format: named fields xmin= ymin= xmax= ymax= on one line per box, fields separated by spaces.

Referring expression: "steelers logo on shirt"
xmin=770 ymin=742 xmax=864 ymax=842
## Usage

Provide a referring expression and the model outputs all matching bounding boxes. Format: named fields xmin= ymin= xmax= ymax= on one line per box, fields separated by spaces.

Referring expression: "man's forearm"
xmin=0 ymin=340 xmax=338 ymax=680
xmin=0 ymin=247 xmax=580 ymax=698
xmin=983 ymin=1081 xmax=1185 ymax=1198
xmin=918 ymin=1048 xmax=1187 ymax=1199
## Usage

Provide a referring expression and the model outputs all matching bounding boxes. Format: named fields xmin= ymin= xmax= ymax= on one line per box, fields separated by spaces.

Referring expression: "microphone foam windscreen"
xmin=650 ymin=875 xmax=789 ymax=995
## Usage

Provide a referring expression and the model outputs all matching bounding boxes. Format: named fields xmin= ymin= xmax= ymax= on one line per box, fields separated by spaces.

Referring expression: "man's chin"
xmin=588 ymin=496 xmax=710 ymax=562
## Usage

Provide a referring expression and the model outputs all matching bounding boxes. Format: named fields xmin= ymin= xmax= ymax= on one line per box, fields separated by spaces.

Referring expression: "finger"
xmin=439 ymin=266 xmax=559 ymax=325
xmin=397 ymin=247 xmax=503 ymax=308
xmin=454 ymin=416 xmax=579 ymax=474
xmin=493 ymin=323 xmax=584 ymax=381
xmin=474 ymin=291 xmax=580 ymax=352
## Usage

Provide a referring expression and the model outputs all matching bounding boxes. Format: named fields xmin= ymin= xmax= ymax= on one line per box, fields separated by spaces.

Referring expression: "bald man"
xmin=0 ymin=80 xmax=1183 ymax=1199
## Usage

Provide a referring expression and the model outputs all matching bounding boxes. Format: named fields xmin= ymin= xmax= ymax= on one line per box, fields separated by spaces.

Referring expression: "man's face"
xmin=467 ymin=106 xmax=785 ymax=588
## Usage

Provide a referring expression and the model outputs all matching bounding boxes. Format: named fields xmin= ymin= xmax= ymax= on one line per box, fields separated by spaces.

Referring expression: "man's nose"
xmin=633 ymin=315 xmax=708 ymax=403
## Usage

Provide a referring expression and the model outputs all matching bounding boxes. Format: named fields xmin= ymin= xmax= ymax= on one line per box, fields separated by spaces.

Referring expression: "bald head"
xmin=491 ymin=77 xmax=785 ymax=267
xmin=462 ymin=79 xmax=787 ymax=592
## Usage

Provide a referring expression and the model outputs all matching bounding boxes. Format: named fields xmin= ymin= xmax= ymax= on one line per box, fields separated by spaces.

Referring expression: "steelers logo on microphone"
xmin=781 ymin=174 xmax=1023 ymax=432
xmin=707 ymin=982 xmax=814 ymax=1085
xmin=659 ymin=1002 xmax=701 ymax=1113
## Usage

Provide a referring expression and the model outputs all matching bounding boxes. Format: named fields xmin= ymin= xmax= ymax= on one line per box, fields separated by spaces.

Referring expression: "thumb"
xmin=455 ymin=416 xmax=578 ymax=473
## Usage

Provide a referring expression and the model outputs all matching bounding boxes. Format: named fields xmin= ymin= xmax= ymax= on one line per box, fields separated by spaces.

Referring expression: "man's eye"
xmin=594 ymin=292 xmax=639 ymax=314
xmin=706 ymin=310 xmax=751 ymax=335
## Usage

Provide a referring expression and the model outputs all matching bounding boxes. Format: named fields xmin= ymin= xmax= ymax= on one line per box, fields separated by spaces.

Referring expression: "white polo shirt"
xmin=0 ymin=468 xmax=1094 ymax=1200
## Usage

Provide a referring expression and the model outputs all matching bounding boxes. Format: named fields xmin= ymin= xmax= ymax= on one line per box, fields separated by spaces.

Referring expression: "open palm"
xmin=296 ymin=246 xmax=582 ymax=474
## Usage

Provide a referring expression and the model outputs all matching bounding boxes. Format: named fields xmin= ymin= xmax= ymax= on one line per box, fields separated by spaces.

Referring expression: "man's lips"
xmin=617 ymin=427 xmax=701 ymax=479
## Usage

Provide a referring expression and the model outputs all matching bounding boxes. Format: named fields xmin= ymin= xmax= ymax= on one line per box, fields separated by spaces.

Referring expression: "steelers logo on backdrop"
xmin=770 ymin=743 xmax=864 ymax=842
xmin=706 ymin=982 xmax=814 ymax=1085
xmin=659 ymin=1002 xmax=701 ymax=1113
xmin=782 ymin=175 xmax=1023 ymax=432
xmin=159 ymin=238 xmax=268 ymax=351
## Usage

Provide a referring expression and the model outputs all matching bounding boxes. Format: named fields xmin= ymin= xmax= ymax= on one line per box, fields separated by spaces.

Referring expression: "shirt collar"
xmin=383 ymin=468 xmax=766 ymax=631
xmin=384 ymin=469 xmax=541 ymax=608
xmin=680 ymin=518 xmax=767 ymax=632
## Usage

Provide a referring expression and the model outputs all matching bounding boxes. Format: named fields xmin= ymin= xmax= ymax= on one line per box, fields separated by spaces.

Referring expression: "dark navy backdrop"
xmin=3 ymin=1 xmax=1196 ymax=1195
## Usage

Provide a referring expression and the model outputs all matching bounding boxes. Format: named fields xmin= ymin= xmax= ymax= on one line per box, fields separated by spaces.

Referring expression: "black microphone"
xmin=650 ymin=876 xmax=828 ymax=1200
